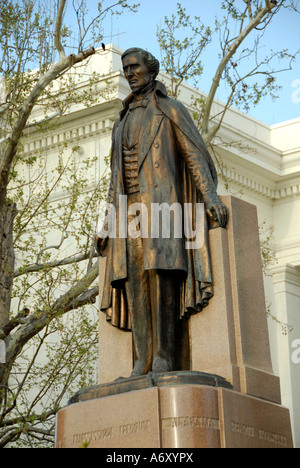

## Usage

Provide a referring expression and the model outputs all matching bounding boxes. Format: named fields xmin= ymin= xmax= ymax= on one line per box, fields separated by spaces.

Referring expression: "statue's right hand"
xmin=95 ymin=235 xmax=108 ymax=256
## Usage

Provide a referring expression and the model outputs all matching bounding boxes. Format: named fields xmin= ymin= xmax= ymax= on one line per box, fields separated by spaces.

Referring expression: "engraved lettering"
xmin=119 ymin=419 xmax=150 ymax=437
xmin=162 ymin=416 xmax=220 ymax=431
xmin=231 ymin=421 xmax=255 ymax=438
xmin=230 ymin=420 xmax=288 ymax=446
xmin=72 ymin=426 xmax=113 ymax=446
xmin=258 ymin=429 xmax=287 ymax=447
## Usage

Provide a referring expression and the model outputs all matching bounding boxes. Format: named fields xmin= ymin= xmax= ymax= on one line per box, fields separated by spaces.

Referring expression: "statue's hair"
xmin=121 ymin=48 xmax=160 ymax=80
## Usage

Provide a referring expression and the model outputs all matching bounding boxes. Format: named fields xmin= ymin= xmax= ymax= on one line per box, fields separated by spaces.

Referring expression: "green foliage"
xmin=156 ymin=1 xmax=300 ymax=140
xmin=157 ymin=3 xmax=212 ymax=99
xmin=0 ymin=116 xmax=111 ymax=446
xmin=266 ymin=302 xmax=294 ymax=336
xmin=5 ymin=308 xmax=98 ymax=448
xmin=258 ymin=220 xmax=277 ymax=276
xmin=0 ymin=0 xmax=136 ymax=448
xmin=156 ymin=1 xmax=299 ymax=340
xmin=1 ymin=131 xmax=110 ymax=448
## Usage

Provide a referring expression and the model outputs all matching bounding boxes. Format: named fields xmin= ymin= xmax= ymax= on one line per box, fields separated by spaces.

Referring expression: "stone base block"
xmin=55 ymin=372 xmax=293 ymax=448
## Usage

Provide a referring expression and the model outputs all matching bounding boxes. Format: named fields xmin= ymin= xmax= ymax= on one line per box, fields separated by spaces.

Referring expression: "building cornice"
xmin=269 ymin=263 xmax=300 ymax=288
xmin=22 ymin=101 xmax=121 ymax=155
xmin=219 ymin=167 xmax=300 ymax=201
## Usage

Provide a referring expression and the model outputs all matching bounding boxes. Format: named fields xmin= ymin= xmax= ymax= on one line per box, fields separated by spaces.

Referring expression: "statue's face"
xmin=122 ymin=53 xmax=152 ymax=95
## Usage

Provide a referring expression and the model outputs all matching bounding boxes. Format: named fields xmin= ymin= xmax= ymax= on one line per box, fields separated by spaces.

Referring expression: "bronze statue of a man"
xmin=96 ymin=47 xmax=228 ymax=377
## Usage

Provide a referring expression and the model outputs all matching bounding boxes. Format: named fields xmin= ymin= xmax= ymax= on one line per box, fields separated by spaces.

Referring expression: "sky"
xmin=87 ymin=0 xmax=300 ymax=125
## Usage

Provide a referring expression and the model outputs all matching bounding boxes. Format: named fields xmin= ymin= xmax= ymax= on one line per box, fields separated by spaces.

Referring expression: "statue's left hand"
xmin=206 ymin=202 xmax=228 ymax=228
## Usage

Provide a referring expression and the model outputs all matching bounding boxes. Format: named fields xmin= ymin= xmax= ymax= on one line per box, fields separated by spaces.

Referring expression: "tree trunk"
xmin=0 ymin=201 xmax=16 ymax=330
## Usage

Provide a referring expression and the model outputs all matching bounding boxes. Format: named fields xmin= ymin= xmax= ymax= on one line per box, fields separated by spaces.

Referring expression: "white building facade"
xmin=21 ymin=45 xmax=300 ymax=447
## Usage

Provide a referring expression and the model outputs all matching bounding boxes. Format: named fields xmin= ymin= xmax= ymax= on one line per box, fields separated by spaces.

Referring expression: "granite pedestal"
xmin=56 ymin=371 xmax=293 ymax=448
xmin=55 ymin=196 xmax=294 ymax=448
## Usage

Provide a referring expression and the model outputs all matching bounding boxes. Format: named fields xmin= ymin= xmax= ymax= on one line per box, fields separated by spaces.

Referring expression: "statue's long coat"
xmin=100 ymin=81 xmax=219 ymax=330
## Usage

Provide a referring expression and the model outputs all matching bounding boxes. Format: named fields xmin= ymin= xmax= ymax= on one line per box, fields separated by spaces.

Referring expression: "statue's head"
xmin=121 ymin=48 xmax=160 ymax=96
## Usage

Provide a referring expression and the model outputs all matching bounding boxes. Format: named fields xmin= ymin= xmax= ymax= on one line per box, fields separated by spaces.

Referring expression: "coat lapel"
xmin=138 ymin=102 xmax=164 ymax=171
xmin=114 ymin=116 xmax=127 ymax=191
xmin=156 ymin=92 xmax=218 ymax=186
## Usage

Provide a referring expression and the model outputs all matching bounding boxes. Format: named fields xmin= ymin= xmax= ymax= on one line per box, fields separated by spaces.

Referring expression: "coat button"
xmin=154 ymin=142 xmax=159 ymax=148
xmin=154 ymin=162 xmax=159 ymax=168
xmin=154 ymin=183 xmax=158 ymax=188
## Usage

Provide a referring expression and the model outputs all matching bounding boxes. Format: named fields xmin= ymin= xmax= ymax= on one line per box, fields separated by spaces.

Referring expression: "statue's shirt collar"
xmin=121 ymin=81 xmax=168 ymax=118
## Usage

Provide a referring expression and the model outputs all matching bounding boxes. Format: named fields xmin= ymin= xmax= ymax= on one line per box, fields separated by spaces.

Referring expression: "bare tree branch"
xmin=54 ymin=0 xmax=67 ymax=59
xmin=13 ymin=250 xmax=98 ymax=278
xmin=77 ymin=1 xmax=121 ymax=52
xmin=0 ymin=258 xmax=99 ymax=388
xmin=201 ymin=1 xmax=277 ymax=142
xmin=0 ymin=308 xmax=30 ymax=340
xmin=0 ymin=45 xmax=95 ymax=208
xmin=207 ymin=48 xmax=299 ymax=141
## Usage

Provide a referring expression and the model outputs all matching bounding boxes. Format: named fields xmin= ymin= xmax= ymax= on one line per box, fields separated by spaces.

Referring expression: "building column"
xmin=270 ymin=263 xmax=300 ymax=447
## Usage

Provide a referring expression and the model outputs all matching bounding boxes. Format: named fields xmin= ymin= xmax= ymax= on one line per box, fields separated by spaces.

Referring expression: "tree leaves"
xmin=0 ymin=0 xmax=136 ymax=448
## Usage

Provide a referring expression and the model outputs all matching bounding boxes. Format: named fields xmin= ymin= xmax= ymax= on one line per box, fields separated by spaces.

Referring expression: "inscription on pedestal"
xmin=56 ymin=383 xmax=294 ymax=448
xmin=56 ymin=389 xmax=160 ymax=448
xmin=159 ymin=386 xmax=221 ymax=448
xmin=119 ymin=419 xmax=151 ymax=437
xmin=219 ymin=389 xmax=293 ymax=448
xmin=70 ymin=419 xmax=151 ymax=447
xmin=230 ymin=420 xmax=288 ymax=446
xmin=231 ymin=420 xmax=255 ymax=439
xmin=162 ymin=416 xmax=220 ymax=431
xmin=72 ymin=426 xmax=114 ymax=446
